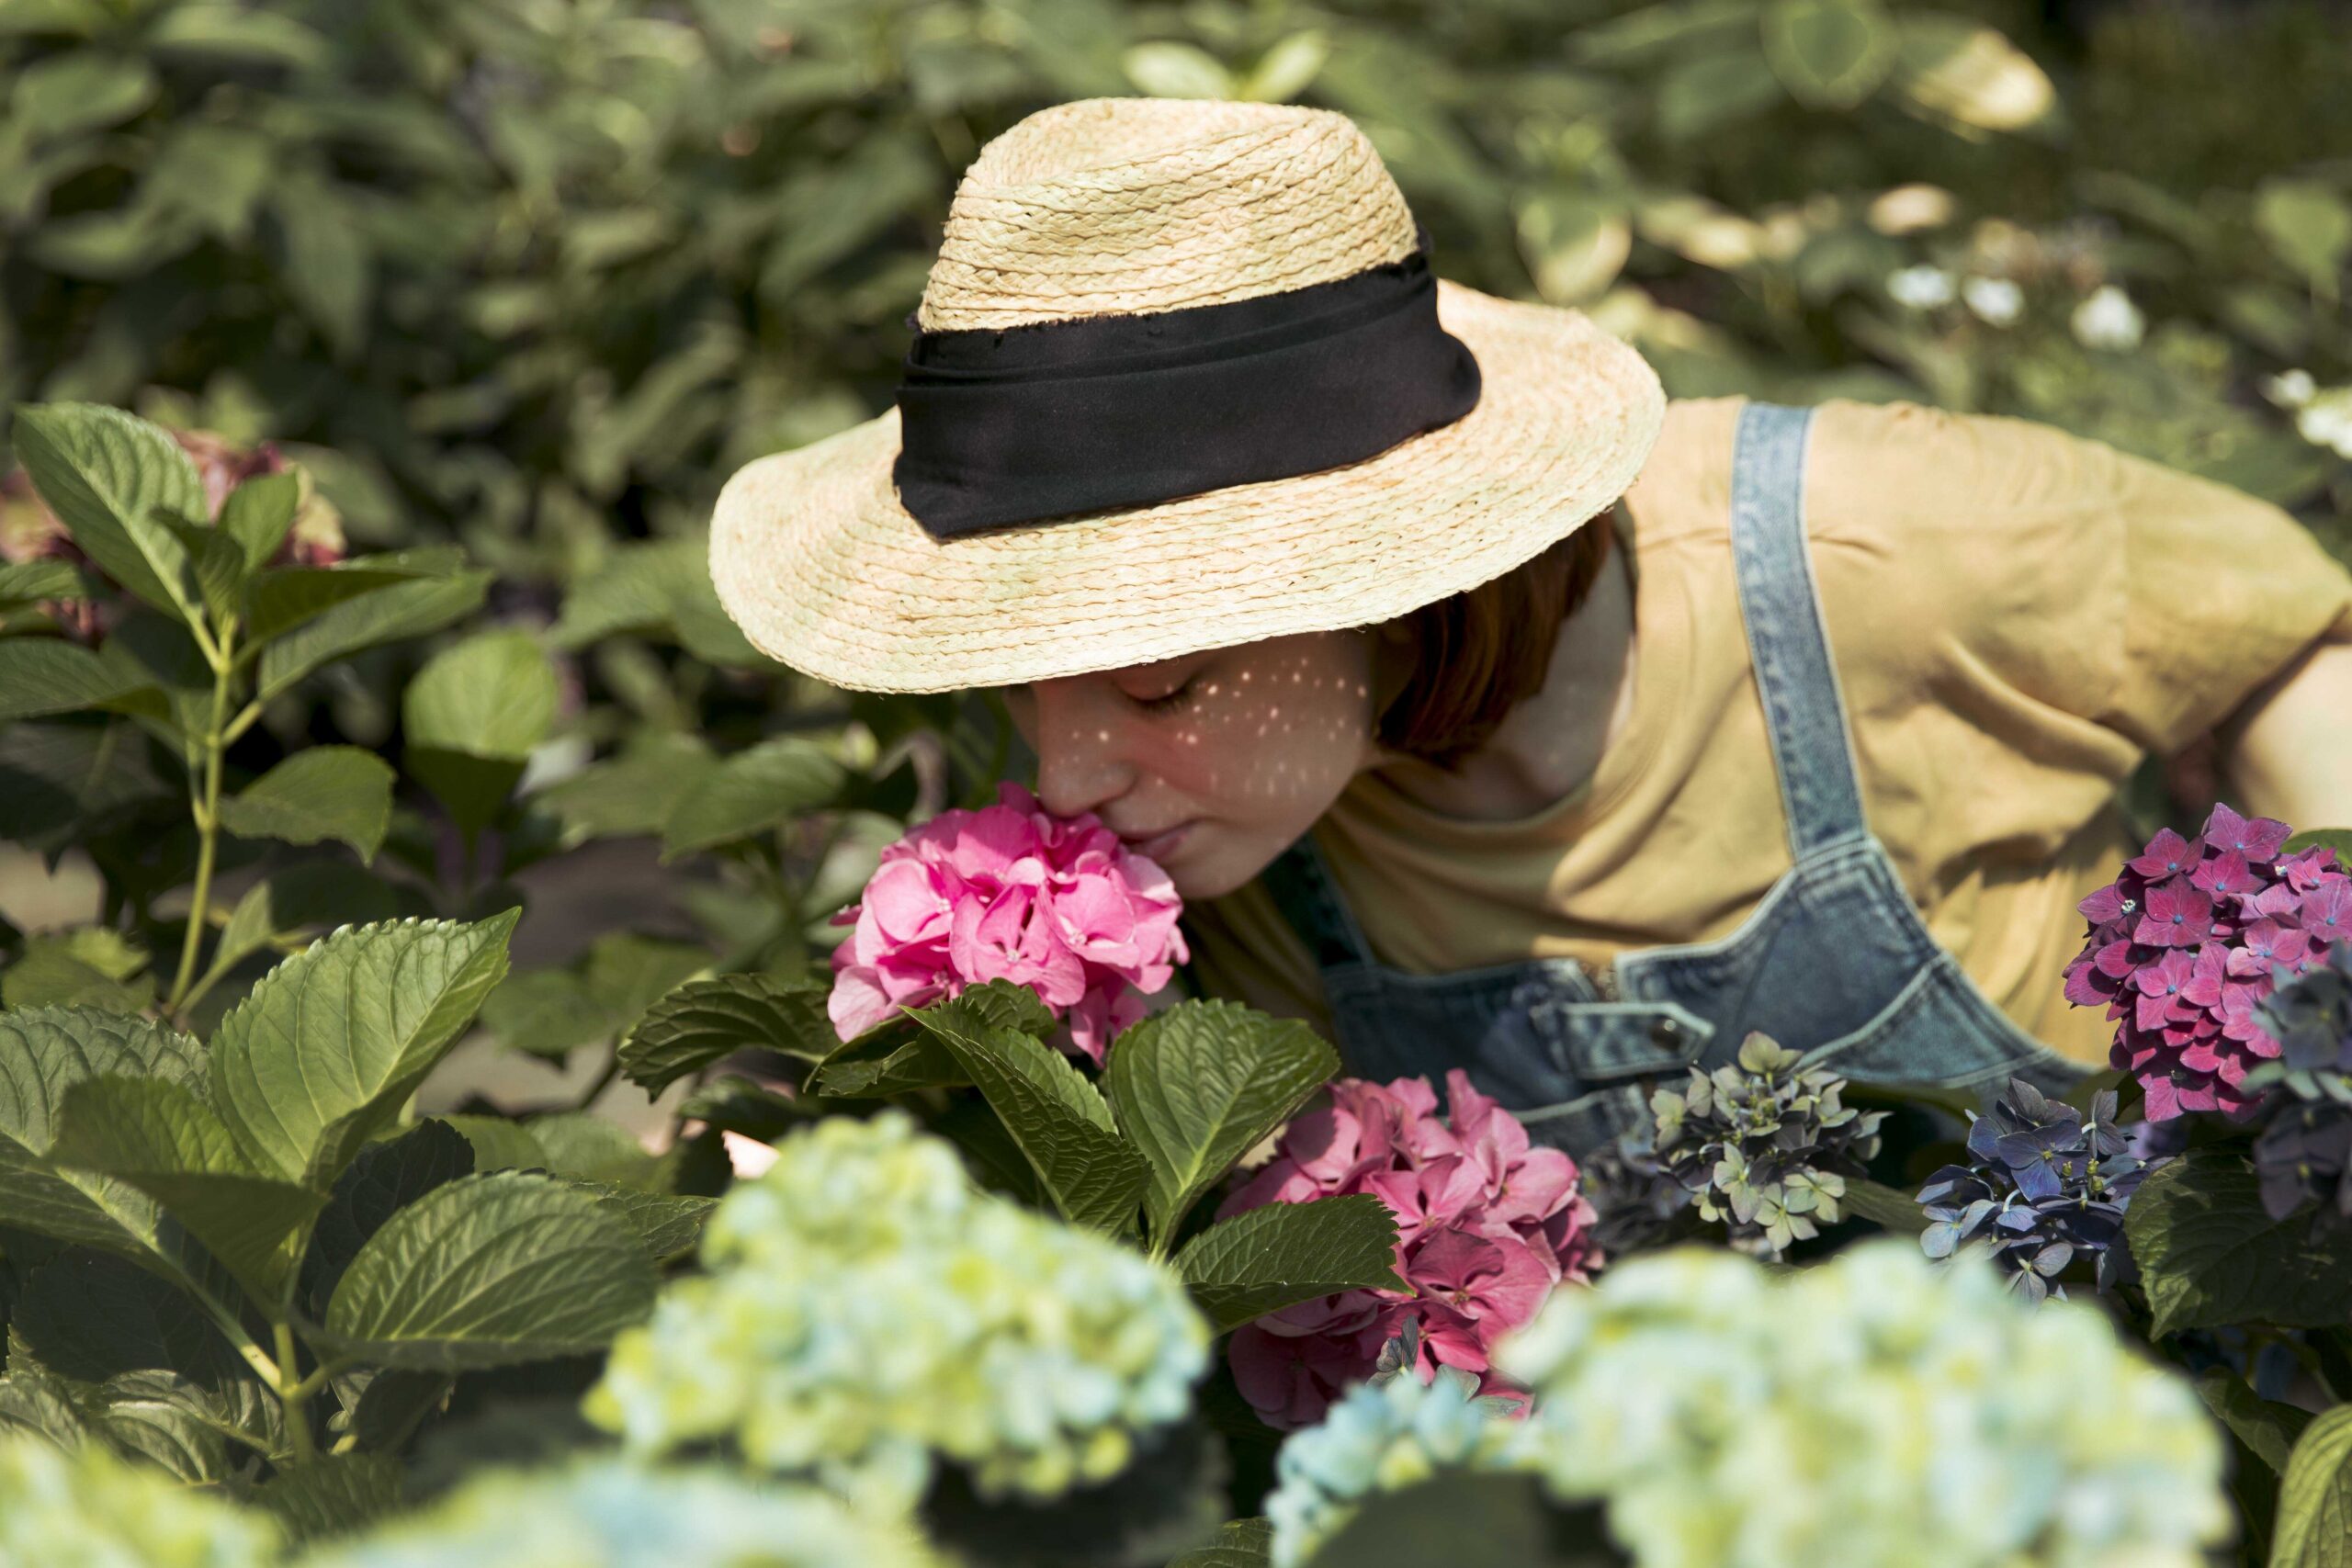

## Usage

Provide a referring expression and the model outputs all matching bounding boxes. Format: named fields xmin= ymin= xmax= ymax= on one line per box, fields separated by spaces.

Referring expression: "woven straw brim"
xmin=709 ymin=277 xmax=1664 ymax=694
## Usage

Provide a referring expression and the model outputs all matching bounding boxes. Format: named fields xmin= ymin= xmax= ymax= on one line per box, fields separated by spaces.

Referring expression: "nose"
xmin=1027 ymin=678 xmax=1138 ymax=820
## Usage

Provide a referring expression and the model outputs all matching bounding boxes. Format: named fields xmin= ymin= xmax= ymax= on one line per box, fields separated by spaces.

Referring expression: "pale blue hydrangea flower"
xmin=0 ymin=1432 xmax=283 ymax=1568
xmin=1264 ymin=1363 xmax=1541 ymax=1568
xmin=582 ymin=1111 xmax=1209 ymax=1512
xmin=1494 ymin=1238 xmax=2230 ymax=1568
xmin=294 ymin=1457 xmax=937 ymax=1568
xmin=1886 ymin=265 xmax=1957 ymax=310
xmin=2069 ymin=285 xmax=2144 ymax=351
xmin=1962 ymin=276 xmax=2024 ymax=325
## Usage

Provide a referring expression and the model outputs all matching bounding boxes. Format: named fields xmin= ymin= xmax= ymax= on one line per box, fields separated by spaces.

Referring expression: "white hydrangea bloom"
xmin=2069 ymin=285 xmax=2145 ymax=351
xmin=582 ymin=1112 xmax=1209 ymax=1512
xmin=2264 ymin=368 xmax=2317 ymax=409
xmin=1264 ymin=1366 xmax=1543 ymax=1568
xmin=1493 ymin=1239 xmax=2230 ymax=1568
xmin=2290 ymin=388 xmax=2352 ymax=458
xmin=1962 ymin=276 xmax=2025 ymax=325
xmin=295 ymin=1458 xmax=938 ymax=1568
xmin=1885 ymin=265 xmax=1957 ymax=310
xmin=0 ymin=1432 xmax=282 ymax=1568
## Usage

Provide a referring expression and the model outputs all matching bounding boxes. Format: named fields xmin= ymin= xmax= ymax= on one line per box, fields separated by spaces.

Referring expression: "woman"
xmin=710 ymin=98 xmax=2352 ymax=1155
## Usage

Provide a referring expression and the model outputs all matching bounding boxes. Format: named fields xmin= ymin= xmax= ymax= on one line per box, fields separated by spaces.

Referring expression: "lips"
xmin=1118 ymin=821 xmax=1196 ymax=863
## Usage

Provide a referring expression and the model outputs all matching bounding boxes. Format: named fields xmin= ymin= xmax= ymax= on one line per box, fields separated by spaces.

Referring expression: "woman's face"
xmin=1000 ymin=630 xmax=1380 ymax=899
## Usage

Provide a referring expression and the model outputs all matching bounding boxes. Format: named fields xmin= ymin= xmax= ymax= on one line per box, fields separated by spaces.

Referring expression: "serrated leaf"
xmin=0 ymin=1352 xmax=92 ymax=1448
xmin=659 ymin=737 xmax=845 ymax=860
xmin=2122 ymin=1149 xmax=2352 ymax=1337
xmin=1105 ymin=999 xmax=1336 ymax=1245
xmin=479 ymin=970 xmax=610 ymax=1059
xmin=218 ymin=471 xmax=300 ymax=570
xmin=255 ymin=570 xmax=491 ymax=704
xmin=1839 ymin=1177 xmax=1930 ymax=1235
xmin=51 ymin=1075 xmax=327 ymax=1303
xmin=320 ymin=1171 xmax=656 ymax=1371
xmin=209 ymin=912 xmax=520 ymax=1189
xmin=202 ymin=864 xmax=412 ymax=991
xmin=1174 ymin=1196 xmax=1406 ymax=1333
xmin=254 ymin=1452 xmax=404 ymax=1545
xmin=2284 ymin=829 xmax=2352 ymax=868
xmin=0 ymin=1007 xmax=204 ymax=1260
xmin=0 ymin=638 xmax=165 ymax=724
xmin=2274 ymin=1405 xmax=2352 ymax=1568
xmin=618 ymin=973 xmax=832 ymax=1093
xmin=89 ymin=1368 xmax=234 ymax=1481
xmin=569 ymin=1182 xmax=715 ymax=1262
xmin=2 ymin=931 xmax=154 ymax=1012
xmin=216 ymin=746 xmax=394 ymax=862
xmin=808 ymin=1036 xmax=968 ymax=1098
xmin=301 ymin=1120 xmax=475 ymax=1318
xmin=912 ymin=1007 xmax=1147 ymax=1233
xmin=10 ymin=404 xmax=208 ymax=628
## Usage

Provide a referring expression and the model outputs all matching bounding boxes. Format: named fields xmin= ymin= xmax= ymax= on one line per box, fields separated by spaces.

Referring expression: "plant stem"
xmin=166 ymin=628 xmax=237 ymax=1016
xmin=573 ymin=1050 xmax=623 ymax=1112
xmin=276 ymin=1320 xmax=317 ymax=1463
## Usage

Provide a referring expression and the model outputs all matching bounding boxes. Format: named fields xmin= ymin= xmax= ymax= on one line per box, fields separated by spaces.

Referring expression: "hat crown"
xmin=916 ymin=97 xmax=1420 ymax=332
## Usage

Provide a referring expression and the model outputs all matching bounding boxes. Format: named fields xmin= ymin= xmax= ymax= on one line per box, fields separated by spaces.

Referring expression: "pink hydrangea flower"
xmin=1218 ymin=1069 xmax=1601 ymax=1431
xmin=826 ymin=781 xmax=1188 ymax=1064
xmin=2064 ymin=802 xmax=2346 ymax=1121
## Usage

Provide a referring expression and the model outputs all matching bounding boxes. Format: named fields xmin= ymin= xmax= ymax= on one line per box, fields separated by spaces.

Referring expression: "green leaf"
xmin=1838 ymin=1177 xmax=1930 ymax=1234
xmin=617 ymin=973 xmax=833 ymax=1094
xmin=255 ymin=570 xmax=492 ymax=704
xmin=219 ymin=472 xmax=300 ymax=571
xmin=0 ymin=1354 xmax=93 ymax=1449
xmin=10 ymin=404 xmax=209 ymax=629
xmin=0 ymin=559 xmax=90 ymax=607
xmin=319 ymin=1171 xmax=656 ymax=1371
xmin=1657 ymin=46 xmax=1785 ymax=141
xmin=0 ymin=638 xmax=164 ymax=724
xmin=245 ymin=549 xmax=468 ymax=646
xmin=912 ymin=1005 xmax=1148 ymax=1234
xmin=435 ymin=1114 xmax=549 ymax=1175
xmin=2283 ymin=829 xmax=2352 ymax=868
xmin=301 ymin=1120 xmax=476 ymax=1317
xmin=202 ymin=864 xmax=412 ymax=990
xmin=216 ymin=747 xmax=394 ymax=862
xmin=87 ymin=1368 xmax=236 ymax=1481
xmin=549 ymin=537 xmax=760 ymax=666
xmin=569 ymin=1182 xmax=716 ymax=1262
xmin=253 ymin=1453 xmax=404 ymax=1545
xmin=521 ymin=1112 xmax=662 ymax=1189
xmin=50 ymin=1075 xmax=328 ymax=1303
xmin=2274 ymin=1405 xmax=2352 ymax=1568
xmin=2122 ymin=1149 xmax=2352 ymax=1337
xmin=208 ymin=912 xmax=520 ymax=1189
xmin=1761 ymin=0 xmax=1894 ymax=109
xmin=1170 ymin=1518 xmax=1274 ymax=1568
xmin=1173 ymin=1195 xmax=1406 ymax=1333
xmin=402 ymin=629 xmax=557 ymax=760
xmin=1104 ymin=1000 xmax=1336 ymax=1245
xmin=1306 ymin=1473 xmax=1617 ymax=1568
xmin=659 ymin=736 xmax=846 ymax=860
xmin=0 ymin=1007 xmax=203 ymax=1259
xmin=479 ymin=970 xmax=610 ymax=1059
xmin=2256 ymin=180 xmax=2352 ymax=293
xmin=2195 ymin=1368 xmax=2312 ymax=1476
xmin=15 ymin=52 xmax=156 ymax=138
xmin=2 ymin=929 xmax=154 ymax=1012
xmin=532 ymin=733 xmax=717 ymax=841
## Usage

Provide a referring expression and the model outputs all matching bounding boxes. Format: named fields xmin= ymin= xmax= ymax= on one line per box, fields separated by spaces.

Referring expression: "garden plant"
xmin=6 ymin=0 xmax=2352 ymax=1563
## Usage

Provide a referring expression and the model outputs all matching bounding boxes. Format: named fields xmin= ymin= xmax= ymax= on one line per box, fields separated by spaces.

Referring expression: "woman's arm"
xmin=2215 ymin=635 xmax=2352 ymax=827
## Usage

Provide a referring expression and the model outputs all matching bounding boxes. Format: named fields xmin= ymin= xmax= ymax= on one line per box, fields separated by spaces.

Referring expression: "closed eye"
xmin=1133 ymin=674 xmax=1198 ymax=715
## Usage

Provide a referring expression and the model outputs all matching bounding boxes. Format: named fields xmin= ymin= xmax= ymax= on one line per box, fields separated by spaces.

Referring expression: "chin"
xmin=1159 ymin=829 xmax=1278 ymax=903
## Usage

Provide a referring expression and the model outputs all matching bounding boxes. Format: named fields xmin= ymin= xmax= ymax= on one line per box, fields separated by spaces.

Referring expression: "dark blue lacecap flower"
xmin=1917 ymin=1079 xmax=2150 ymax=1303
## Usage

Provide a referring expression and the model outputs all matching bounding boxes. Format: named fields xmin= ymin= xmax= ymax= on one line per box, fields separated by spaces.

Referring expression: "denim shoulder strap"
xmin=1259 ymin=829 xmax=1374 ymax=970
xmin=1729 ymin=400 xmax=1869 ymax=857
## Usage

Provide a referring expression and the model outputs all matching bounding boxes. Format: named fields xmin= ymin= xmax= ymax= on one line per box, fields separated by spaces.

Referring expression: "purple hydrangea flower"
xmin=2063 ymin=804 xmax=2348 ymax=1121
xmin=2246 ymin=943 xmax=2352 ymax=1223
xmin=1917 ymin=1079 xmax=2150 ymax=1303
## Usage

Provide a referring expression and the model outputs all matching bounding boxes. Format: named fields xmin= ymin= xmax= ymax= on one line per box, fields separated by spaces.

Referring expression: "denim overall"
xmin=1259 ymin=401 xmax=2086 ymax=1157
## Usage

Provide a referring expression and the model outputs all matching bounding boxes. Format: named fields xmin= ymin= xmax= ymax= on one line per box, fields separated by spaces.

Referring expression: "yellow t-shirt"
xmin=1184 ymin=396 xmax=2352 ymax=1068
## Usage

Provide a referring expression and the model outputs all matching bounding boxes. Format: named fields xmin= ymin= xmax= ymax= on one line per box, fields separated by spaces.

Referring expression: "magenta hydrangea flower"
xmin=826 ymin=781 xmax=1187 ymax=1064
xmin=1216 ymin=1070 xmax=1600 ymax=1431
xmin=2064 ymin=802 xmax=2348 ymax=1121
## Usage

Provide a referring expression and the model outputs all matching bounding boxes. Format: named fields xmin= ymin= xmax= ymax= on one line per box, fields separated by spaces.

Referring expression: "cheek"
xmin=1152 ymin=660 xmax=1374 ymax=815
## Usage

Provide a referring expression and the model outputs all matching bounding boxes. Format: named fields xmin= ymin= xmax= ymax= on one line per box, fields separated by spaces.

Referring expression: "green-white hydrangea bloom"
xmin=0 ymin=1432 xmax=282 ymax=1568
xmin=582 ymin=1111 xmax=1210 ymax=1512
xmin=1496 ymin=1238 xmax=2231 ymax=1568
xmin=1264 ymin=1364 xmax=1542 ymax=1568
xmin=294 ymin=1458 xmax=936 ymax=1568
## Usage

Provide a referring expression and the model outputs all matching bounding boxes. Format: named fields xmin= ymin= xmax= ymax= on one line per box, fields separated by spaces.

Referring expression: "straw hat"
xmin=709 ymin=96 xmax=1665 ymax=694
